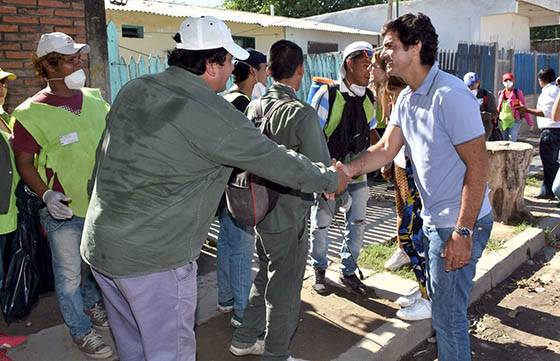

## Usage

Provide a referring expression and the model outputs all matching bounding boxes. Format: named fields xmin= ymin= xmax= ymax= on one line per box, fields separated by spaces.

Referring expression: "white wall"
xmin=308 ymin=0 xmax=531 ymax=51
xmin=285 ymin=28 xmax=380 ymax=54
xmin=481 ymin=14 xmax=531 ymax=51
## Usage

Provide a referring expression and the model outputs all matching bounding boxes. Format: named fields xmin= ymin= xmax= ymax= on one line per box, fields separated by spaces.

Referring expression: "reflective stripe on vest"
xmin=12 ymin=88 xmax=109 ymax=217
xmin=324 ymin=89 xmax=375 ymax=138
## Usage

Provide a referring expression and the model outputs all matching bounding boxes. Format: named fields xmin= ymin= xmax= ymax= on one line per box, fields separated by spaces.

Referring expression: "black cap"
xmin=241 ymin=49 xmax=266 ymax=69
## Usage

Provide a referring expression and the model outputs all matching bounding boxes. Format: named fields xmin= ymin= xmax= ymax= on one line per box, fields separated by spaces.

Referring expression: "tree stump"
xmin=486 ymin=141 xmax=534 ymax=224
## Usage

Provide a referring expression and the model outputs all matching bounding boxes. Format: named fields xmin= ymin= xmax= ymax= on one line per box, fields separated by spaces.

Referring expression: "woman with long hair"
xmin=370 ymin=51 xmax=431 ymax=320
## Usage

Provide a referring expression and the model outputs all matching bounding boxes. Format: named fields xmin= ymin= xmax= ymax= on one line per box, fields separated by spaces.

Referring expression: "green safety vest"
xmin=323 ymin=85 xmax=375 ymax=138
xmin=499 ymin=100 xmax=516 ymax=131
xmin=12 ymin=88 xmax=109 ymax=217
xmin=323 ymin=85 xmax=375 ymax=183
xmin=0 ymin=116 xmax=19 ymax=234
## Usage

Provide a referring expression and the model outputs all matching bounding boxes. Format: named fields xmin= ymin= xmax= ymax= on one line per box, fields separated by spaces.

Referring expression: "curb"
xmin=335 ymin=221 xmax=551 ymax=361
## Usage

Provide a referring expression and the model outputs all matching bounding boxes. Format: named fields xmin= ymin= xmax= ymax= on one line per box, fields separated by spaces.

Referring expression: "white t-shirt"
xmin=536 ymin=83 xmax=560 ymax=129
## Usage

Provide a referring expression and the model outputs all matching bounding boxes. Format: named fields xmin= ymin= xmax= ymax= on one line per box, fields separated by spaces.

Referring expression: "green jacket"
xmin=250 ymin=83 xmax=331 ymax=233
xmin=81 ymin=66 xmax=339 ymax=278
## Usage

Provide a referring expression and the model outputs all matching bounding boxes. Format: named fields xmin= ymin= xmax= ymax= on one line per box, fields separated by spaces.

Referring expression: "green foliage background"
xmin=223 ymin=0 xmax=387 ymax=18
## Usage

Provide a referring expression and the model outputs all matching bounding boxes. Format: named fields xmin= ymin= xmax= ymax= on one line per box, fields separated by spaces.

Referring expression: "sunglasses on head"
xmin=348 ymin=49 xmax=374 ymax=60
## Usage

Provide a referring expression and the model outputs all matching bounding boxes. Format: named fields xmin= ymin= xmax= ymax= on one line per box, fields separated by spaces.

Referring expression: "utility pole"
xmin=396 ymin=0 xmax=399 ymax=17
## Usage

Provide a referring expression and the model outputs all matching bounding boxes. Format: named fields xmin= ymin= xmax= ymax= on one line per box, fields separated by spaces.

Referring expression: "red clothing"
xmin=11 ymin=89 xmax=84 ymax=194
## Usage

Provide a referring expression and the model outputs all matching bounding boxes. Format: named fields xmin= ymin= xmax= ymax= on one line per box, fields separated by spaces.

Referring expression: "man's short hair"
xmin=268 ymin=40 xmax=303 ymax=81
xmin=232 ymin=61 xmax=251 ymax=83
xmin=538 ymin=67 xmax=556 ymax=84
xmin=382 ymin=13 xmax=439 ymax=66
xmin=167 ymin=32 xmax=228 ymax=75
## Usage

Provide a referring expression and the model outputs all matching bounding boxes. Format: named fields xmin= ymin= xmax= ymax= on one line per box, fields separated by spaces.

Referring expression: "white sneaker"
xmin=396 ymin=298 xmax=432 ymax=321
xmin=229 ymin=339 xmax=265 ymax=356
xmin=384 ymin=247 xmax=410 ymax=271
xmin=395 ymin=289 xmax=421 ymax=308
xmin=287 ymin=357 xmax=310 ymax=361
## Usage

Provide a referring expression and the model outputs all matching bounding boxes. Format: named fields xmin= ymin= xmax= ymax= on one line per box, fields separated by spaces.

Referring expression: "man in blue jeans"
xmin=341 ymin=13 xmax=493 ymax=361
xmin=309 ymin=41 xmax=379 ymax=296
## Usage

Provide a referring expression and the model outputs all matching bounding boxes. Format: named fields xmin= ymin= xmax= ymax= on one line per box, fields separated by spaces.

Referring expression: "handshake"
xmin=326 ymin=159 xmax=355 ymax=200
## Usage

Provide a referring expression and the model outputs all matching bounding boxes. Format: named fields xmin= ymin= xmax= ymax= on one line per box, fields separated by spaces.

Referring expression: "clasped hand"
xmin=324 ymin=160 xmax=352 ymax=200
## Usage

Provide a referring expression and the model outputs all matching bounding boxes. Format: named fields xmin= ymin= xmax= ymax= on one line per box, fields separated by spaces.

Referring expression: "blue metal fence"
xmin=107 ymin=21 xmax=168 ymax=102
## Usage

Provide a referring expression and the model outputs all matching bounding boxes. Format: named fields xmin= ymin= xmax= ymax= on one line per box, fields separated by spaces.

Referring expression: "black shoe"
xmin=313 ymin=268 xmax=327 ymax=294
xmin=536 ymin=193 xmax=555 ymax=199
xmin=340 ymin=274 xmax=367 ymax=296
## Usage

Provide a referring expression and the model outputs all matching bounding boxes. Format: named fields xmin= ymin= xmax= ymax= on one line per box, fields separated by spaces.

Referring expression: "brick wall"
xmin=0 ymin=0 xmax=87 ymax=112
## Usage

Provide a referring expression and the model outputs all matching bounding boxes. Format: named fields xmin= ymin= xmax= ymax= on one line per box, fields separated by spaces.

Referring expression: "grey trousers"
xmin=232 ymin=219 xmax=309 ymax=361
xmin=92 ymin=262 xmax=198 ymax=361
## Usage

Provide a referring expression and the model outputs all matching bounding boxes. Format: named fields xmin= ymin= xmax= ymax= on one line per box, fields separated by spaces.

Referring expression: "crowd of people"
xmin=0 ymin=10 xmax=559 ymax=361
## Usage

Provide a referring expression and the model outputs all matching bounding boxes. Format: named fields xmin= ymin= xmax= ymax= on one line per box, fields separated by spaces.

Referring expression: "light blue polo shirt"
xmin=389 ymin=63 xmax=492 ymax=228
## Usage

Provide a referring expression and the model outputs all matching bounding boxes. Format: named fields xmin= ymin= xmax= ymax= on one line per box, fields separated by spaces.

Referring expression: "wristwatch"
xmin=453 ymin=226 xmax=473 ymax=238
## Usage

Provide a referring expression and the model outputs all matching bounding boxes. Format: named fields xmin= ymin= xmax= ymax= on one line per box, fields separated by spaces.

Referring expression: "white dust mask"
xmin=349 ymin=84 xmax=366 ymax=97
xmin=252 ymin=82 xmax=267 ymax=99
xmin=48 ymin=69 xmax=86 ymax=90
xmin=503 ymin=80 xmax=513 ymax=89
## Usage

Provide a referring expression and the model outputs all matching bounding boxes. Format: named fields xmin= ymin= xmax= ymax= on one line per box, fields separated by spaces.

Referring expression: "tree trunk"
xmin=486 ymin=141 xmax=534 ymax=224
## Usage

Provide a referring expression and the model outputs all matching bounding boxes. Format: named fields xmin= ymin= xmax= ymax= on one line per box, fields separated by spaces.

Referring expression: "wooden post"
xmin=84 ymin=0 xmax=110 ymax=100
xmin=486 ymin=141 xmax=534 ymax=224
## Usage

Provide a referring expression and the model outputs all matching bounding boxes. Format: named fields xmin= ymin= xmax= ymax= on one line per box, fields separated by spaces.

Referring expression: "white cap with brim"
xmin=176 ymin=16 xmax=249 ymax=60
xmin=36 ymin=32 xmax=90 ymax=57
xmin=339 ymin=41 xmax=374 ymax=80
xmin=0 ymin=69 xmax=16 ymax=81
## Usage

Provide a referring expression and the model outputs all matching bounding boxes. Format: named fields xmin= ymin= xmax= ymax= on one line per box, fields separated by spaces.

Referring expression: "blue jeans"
xmin=502 ymin=120 xmax=522 ymax=142
xmin=216 ymin=207 xmax=255 ymax=319
xmin=310 ymin=181 xmax=369 ymax=276
xmin=423 ymin=212 xmax=493 ymax=361
xmin=40 ymin=208 xmax=101 ymax=338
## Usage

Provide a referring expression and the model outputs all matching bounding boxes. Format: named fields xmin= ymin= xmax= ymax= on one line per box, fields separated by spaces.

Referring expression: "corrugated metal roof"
xmin=105 ymin=0 xmax=380 ymax=36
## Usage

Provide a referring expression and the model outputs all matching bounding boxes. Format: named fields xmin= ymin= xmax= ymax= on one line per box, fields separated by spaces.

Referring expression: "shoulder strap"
xmin=259 ymin=97 xmax=294 ymax=133
xmin=513 ymin=88 xmax=519 ymax=99
xmin=326 ymin=83 xmax=340 ymax=125
xmin=365 ymin=88 xmax=375 ymax=104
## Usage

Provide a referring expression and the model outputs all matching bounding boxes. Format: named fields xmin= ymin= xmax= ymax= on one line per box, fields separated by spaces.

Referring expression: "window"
xmin=122 ymin=25 xmax=144 ymax=39
xmin=308 ymin=41 xmax=338 ymax=54
xmin=233 ymin=36 xmax=255 ymax=49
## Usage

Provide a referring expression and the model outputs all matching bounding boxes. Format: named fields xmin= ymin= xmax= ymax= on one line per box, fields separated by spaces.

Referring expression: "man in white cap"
xmin=308 ymin=41 xmax=379 ymax=296
xmin=80 ymin=17 xmax=348 ymax=361
xmin=11 ymin=32 xmax=112 ymax=359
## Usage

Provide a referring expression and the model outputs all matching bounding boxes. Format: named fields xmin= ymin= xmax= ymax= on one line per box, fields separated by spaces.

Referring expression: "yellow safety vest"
xmin=12 ymin=88 xmax=109 ymax=217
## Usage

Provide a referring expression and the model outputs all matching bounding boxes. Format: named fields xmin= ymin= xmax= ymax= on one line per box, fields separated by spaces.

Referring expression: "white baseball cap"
xmin=339 ymin=41 xmax=374 ymax=79
xmin=176 ymin=16 xmax=249 ymax=60
xmin=36 ymin=32 xmax=90 ymax=57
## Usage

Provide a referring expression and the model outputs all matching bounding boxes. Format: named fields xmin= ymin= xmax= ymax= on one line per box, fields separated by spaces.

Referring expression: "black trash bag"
xmin=1 ymin=182 xmax=54 ymax=323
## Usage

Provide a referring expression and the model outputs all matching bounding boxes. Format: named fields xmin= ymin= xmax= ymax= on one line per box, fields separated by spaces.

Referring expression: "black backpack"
xmin=225 ymin=97 xmax=294 ymax=226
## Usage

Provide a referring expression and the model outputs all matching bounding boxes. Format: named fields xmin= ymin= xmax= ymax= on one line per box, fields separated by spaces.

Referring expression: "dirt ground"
xmin=401 ymin=246 xmax=560 ymax=361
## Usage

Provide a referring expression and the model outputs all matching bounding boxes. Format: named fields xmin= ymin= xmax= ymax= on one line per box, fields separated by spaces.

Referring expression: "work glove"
xmin=42 ymin=189 xmax=73 ymax=220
